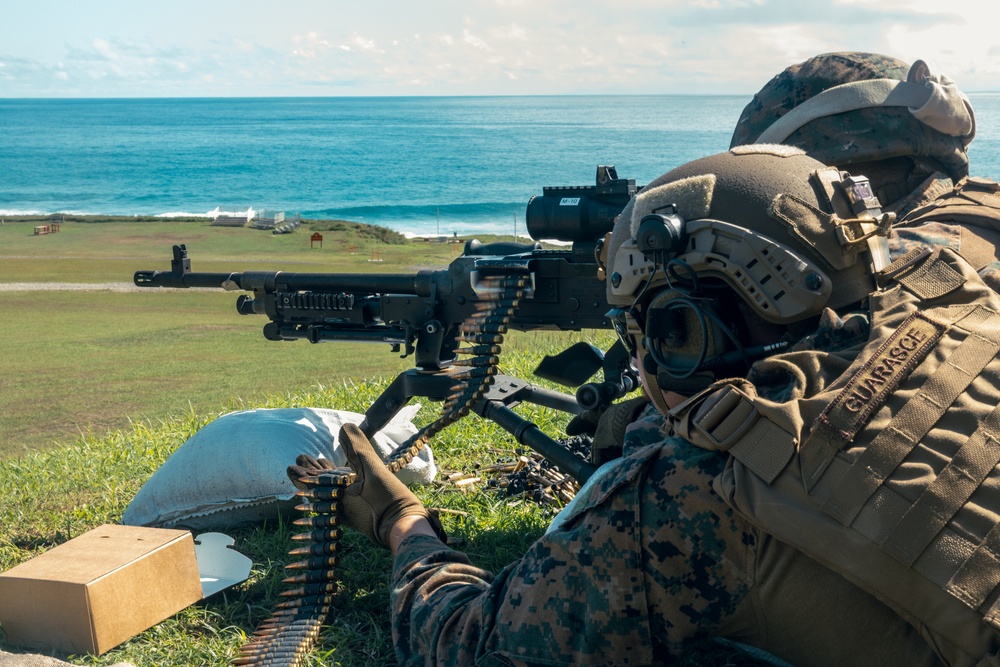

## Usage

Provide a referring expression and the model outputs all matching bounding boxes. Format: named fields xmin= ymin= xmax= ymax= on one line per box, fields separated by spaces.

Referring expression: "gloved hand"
xmin=589 ymin=396 xmax=651 ymax=464
xmin=565 ymin=406 xmax=604 ymax=437
xmin=287 ymin=453 xmax=338 ymax=490
xmin=289 ymin=423 xmax=443 ymax=549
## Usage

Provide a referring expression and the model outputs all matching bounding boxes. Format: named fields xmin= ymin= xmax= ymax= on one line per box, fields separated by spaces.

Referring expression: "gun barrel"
xmin=134 ymin=269 xmax=243 ymax=289
xmin=134 ymin=268 xmax=439 ymax=296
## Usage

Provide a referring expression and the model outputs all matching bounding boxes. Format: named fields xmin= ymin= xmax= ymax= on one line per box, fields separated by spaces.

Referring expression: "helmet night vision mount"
xmin=603 ymin=147 xmax=892 ymax=400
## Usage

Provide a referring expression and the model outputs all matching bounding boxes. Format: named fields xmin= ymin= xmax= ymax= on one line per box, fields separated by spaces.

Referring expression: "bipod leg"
xmin=359 ymin=369 xmax=461 ymax=439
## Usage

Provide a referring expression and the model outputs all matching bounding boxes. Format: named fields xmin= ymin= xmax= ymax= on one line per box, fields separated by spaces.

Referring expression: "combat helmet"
xmin=603 ymin=145 xmax=892 ymax=408
xmin=730 ymin=52 xmax=976 ymax=182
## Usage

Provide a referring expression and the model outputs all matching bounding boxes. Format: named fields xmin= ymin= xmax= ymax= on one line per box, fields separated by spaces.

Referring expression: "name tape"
xmin=821 ymin=312 xmax=945 ymax=440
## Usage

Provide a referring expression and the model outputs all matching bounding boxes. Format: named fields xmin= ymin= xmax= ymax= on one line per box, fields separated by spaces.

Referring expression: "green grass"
xmin=0 ymin=341 xmax=593 ymax=666
xmin=0 ymin=289 xmax=413 ymax=457
xmin=0 ymin=218 xmax=464 ymax=281
xmin=0 ymin=219 xmax=752 ymax=667
xmin=0 ymin=218 xmax=516 ymax=457
xmin=0 ymin=217 xmax=611 ymax=664
xmin=0 ymin=219 xmax=762 ymax=666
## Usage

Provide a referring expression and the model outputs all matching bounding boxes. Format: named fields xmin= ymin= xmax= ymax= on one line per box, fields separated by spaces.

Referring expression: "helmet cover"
xmin=730 ymin=52 xmax=974 ymax=180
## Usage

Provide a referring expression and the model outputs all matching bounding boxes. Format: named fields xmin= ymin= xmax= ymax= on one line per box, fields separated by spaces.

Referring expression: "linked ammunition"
xmin=282 ymin=570 xmax=339 ymax=584
xmin=284 ymin=555 xmax=339 ymax=570
xmin=451 ymin=366 xmax=499 ymax=380
xmin=292 ymin=503 xmax=340 ymax=517
xmin=291 ymin=514 xmax=341 ymax=529
xmin=459 ymin=322 xmax=507 ymax=335
xmin=268 ymin=604 xmax=333 ymax=617
xmin=458 ymin=333 xmax=505 ymax=345
xmin=294 ymin=486 xmax=344 ymax=501
xmin=275 ymin=594 xmax=336 ymax=609
xmin=455 ymin=343 xmax=503 ymax=355
xmin=296 ymin=472 xmax=355 ymax=487
xmin=280 ymin=582 xmax=340 ymax=597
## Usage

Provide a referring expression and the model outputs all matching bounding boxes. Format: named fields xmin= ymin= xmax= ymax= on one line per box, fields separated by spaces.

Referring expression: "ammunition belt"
xmin=232 ymin=274 xmax=529 ymax=666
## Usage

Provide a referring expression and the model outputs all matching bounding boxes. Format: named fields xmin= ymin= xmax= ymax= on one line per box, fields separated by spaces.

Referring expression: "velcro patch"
xmin=820 ymin=312 xmax=946 ymax=440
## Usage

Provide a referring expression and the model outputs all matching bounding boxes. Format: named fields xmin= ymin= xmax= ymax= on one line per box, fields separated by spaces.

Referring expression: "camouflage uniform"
xmin=731 ymin=51 xmax=1000 ymax=290
xmin=389 ymin=236 xmax=979 ymax=667
xmin=729 ymin=52 xmax=971 ymax=184
xmin=387 ymin=97 xmax=1000 ymax=662
xmin=391 ymin=395 xmax=945 ymax=666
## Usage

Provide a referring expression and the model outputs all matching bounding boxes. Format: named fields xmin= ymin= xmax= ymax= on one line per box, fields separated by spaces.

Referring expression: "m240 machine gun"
xmin=134 ymin=167 xmax=640 ymax=484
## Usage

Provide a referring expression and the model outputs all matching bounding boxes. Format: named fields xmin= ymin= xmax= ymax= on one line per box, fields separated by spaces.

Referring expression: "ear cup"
xmin=639 ymin=289 xmax=734 ymax=395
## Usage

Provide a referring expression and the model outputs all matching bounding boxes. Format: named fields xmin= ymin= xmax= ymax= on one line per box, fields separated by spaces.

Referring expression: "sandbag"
xmin=122 ymin=406 xmax=434 ymax=530
xmin=0 ymin=650 xmax=133 ymax=667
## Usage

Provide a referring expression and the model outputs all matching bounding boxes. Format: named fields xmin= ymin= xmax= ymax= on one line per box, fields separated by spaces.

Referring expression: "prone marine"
xmin=282 ymin=53 xmax=1000 ymax=666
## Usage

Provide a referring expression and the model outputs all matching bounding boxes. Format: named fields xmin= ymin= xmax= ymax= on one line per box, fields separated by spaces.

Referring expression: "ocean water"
xmin=2 ymin=95 xmax=999 ymax=237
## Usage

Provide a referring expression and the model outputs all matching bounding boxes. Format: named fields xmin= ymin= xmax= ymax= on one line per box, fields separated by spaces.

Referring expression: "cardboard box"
xmin=0 ymin=524 xmax=203 ymax=656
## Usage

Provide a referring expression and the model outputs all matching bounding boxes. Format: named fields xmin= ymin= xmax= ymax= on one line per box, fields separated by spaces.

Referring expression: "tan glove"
xmin=288 ymin=423 xmax=443 ymax=549
xmin=287 ymin=453 xmax=338 ymax=490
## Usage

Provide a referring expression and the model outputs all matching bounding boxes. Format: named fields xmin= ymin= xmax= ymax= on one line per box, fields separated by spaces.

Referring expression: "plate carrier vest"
xmin=671 ymin=242 xmax=1000 ymax=666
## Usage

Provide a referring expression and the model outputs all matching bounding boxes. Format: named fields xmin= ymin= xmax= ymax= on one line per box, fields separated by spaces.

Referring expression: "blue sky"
xmin=2 ymin=0 xmax=998 ymax=97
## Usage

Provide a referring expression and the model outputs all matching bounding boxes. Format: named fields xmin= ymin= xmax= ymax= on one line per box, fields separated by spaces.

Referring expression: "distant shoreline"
xmin=0 ymin=214 xmax=541 ymax=248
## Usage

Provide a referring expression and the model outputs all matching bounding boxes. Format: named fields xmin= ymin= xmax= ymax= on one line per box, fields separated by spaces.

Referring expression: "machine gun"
xmin=134 ymin=166 xmax=641 ymax=484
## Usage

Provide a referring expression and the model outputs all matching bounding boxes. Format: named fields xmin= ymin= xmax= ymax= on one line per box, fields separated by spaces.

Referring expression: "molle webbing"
xmin=808 ymin=267 xmax=1000 ymax=627
xmin=813 ymin=305 xmax=1000 ymax=517
xmin=901 ymin=178 xmax=1000 ymax=237
xmin=695 ymin=249 xmax=1000 ymax=651
xmin=805 ymin=304 xmax=1000 ymax=625
xmin=682 ymin=248 xmax=1000 ymax=661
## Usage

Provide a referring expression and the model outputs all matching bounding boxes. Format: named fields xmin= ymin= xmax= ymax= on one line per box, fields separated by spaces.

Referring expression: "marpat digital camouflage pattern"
xmin=730 ymin=52 xmax=970 ymax=181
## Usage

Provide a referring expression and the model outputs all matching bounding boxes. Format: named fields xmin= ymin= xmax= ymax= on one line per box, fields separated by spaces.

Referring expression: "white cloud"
xmin=492 ymin=24 xmax=528 ymax=41
xmin=0 ymin=0 xmax=998 ymax=97
xmin=462 ymin=30 xmax=491 ymax=51
xmin=92 ymin=38 xmax=117 ymax=60
xmin=349 ymin=34 xmax=382 ymax=53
